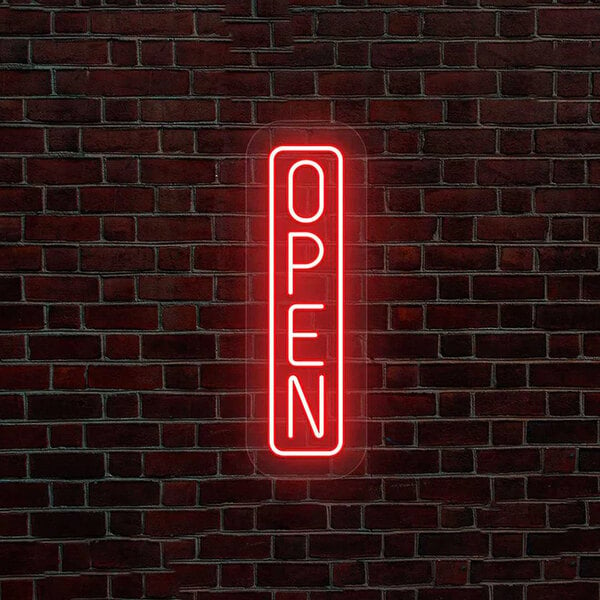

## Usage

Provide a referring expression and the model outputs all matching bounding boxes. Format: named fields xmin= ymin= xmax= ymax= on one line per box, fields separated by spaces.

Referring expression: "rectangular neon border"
xmin=268 ymin=145 xmax=344 ymax=457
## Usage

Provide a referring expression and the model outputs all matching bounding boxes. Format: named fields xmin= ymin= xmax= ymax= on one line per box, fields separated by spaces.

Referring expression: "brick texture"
xmin=2 ymin=2 xmax=600 ymax=599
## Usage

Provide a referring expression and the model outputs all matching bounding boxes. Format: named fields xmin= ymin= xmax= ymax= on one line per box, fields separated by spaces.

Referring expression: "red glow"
xmin=269 ymin=145 xmax=344 ymax=457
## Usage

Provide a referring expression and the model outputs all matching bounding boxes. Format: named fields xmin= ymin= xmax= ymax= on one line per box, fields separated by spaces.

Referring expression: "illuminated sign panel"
xmin=269 ymin=146 xmax=344 ymax=456
xmin=245 ymin=122 xmax=366 ymax=477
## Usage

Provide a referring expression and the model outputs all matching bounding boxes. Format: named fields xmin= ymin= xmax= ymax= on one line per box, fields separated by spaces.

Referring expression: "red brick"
xmin=0 ymin=39 xmax=27 ymax=65
xmin=29 ymin=335 xmax=100 ymax=360
xmin=388 ymin=246 xmax=421 ymax=271
xmin=0 ymin=70 xmax=51 ymax=95
xmin=25 ymin=276 xmax=99 ymax=301
xmin=532 ymin=363 xmax=600 ymax=388
xmin=318 ymin=11 xmax=383 ymax=37
xmin=0 ymin=482 xmax=48 ymax=508
xmin=370 ymin=560 xmax=432 ymax=585
xmin=478 ymin=160 xmax=550 ymax=186
xmin=369 ymin=159 xmax=440 ymax=184
xmin=501 ymin=70 xmax=553 ymax=97
xmin=538 ymin=129 xmax=600 ymax=154
xmin=88 ymin=366 xmax=162 ymax=390
xmin=369 ymin=450 xmax=439 ymax=475
xmin=388 ymin=12 xmax=420 ymax=36
xmin=425 ymin=246 xmax=496 ymax=270
xmin=537 ymin=305 xmax=600 ymax=330
xmin=33 ymin=41 xmax=107 ymax=65
xmin=145 ymin=452 xmax=216 ymax=476
xmin=478 ymin=450 xmax=542 ymax=475
xmin=0 ymin=423 xmax=46 ymax=449
xmin=83 ymin=128 xmax=158 ymax=153
xmin=81 ymin=246 xmax=153 ymax=272
xmin=30 ymin=450 xmax=104 ymax=478
xmin=91 ymin=10 xmax=194 ymax=35
xmin=140 ymin=99 xmax=215 ymax=122
xmin=91 ymin=540 xmax=160 ymax=569
xmin=257 ymin=99 xmax=330 ymax=122
xmin=28 ymin=99 xmax=100 ymax=123
xmin=0 ymin=366 xmax=49 ymax=391
xmin=201 ymin=534 xmax=271 ymax=564
xmin=471 ymin=559 xmax=539 ymax=583
xmin=368 ymin=334 xmax=437 ymax=359
xmin=481 ymin=99 xmax=554 ymax=124
xmin=194 ymin=245 xmax=245 ymax=272
xmin=0 ymin=158 xmax=21 ymax=183
xmin=370 ymin=100 xmax=442 ymax=123
xmin=0 ymin=246 xmax=41 ymax=271
xmin=424 ymin=129 xmax=495 ymax=154
xmin=25 ymin=216 xmax=100 ymax=241
xmin=176 ymin=42 xmax=245 ymax=66
xmin=372 ymin=43 xmax=440 ymax=67
xmin=31 ymin=512 xmax=105 ymax=538
xmin=539 ymin=9 xmax=600 ymax=36
xmin=138 ymin=216 xmax=211 ymax=241
xmin=141 ymin=159 xmax=214 ymax=184
xmin=425 ymin=71 xmax=497 ymax=94
xmin=419 ymin=421 xmax=488 ymax=447
xmin=319 ymin=71 xmax=384 ymax=96
xmin=0 ymin=276 xmax=20 ymax=301
xmin=424 ymin=11 xmax=495 ymax=37
xmin=200 ymin=479 xmax=271 ymax=504
xmin=419 ymin=532 xmax=488 ymax=556
xmin=476 ymin=334 xmax=546 ymax=358
xmin=539 ymin=247 xmax=597 ymax=271
xmin=528 ymin=420 xmax=596 ymax=444
xmin=420 ymin=363 xmax=491 ymax=388
xmin=310 ymin=479 xmax=381 ymax=503
xmin=28 ymin=159 xmax=101 ymax=184
xmin=527 ymin=528 xmax=600 ymax=555
xmin=91 ymin=425 xmax=154 ymax=451
xmin=142 ymin=334 xmax=215 ymax=359
xmin=424 ymin=188 xmax=496 ymax=213
xmin=84 ymin=305 xmax=157 ymax=330
xmin=529 ymin=583 xmax=599 ymax=600
xmin=139 ymin=276 xmax=212 ymax=300
xmin=145 ymin=510 xmax=219 ymax=535
xmin=473 ymin=276 xmax=544 ymax=300
xmin=194 ymin=71 xmax=269 ymax=96
xmin=257 ymin=563 xmax=329 ymax=587
xmin=478 ymin=42 xmax=554 ymax=68
xmin=258 ymin=504 xmax=327 ymax=530
xmin=368 ymin=276 xmax=436 ymax=301
xmin=80 ymin=187 xmax=154 ymax=213
xmin=365 ymin=505 xmax=437 ymax=529
xmin=0 ymin=8 xmax=50 ymax=34
xmin=56 ymin=69 xmax=189 ymax=96
xmin=0 ymin=127 xmax=44 ymax=153
xmin=0 ymin=305 xmax=43 ymax=331
xmin=89 ymin=481 xmax=159 ymax=506
xmin=368 ymin=216 xmax=436 ymax=241
xmin=500 ymin=11 xmax=534 ymax=37
xmin=0 ymin=542 xmax=57 ymax=575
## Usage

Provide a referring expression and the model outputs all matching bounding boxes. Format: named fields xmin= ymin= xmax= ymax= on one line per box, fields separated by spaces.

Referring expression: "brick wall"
xmin=2 ymin=0 xmax=600 ymax=598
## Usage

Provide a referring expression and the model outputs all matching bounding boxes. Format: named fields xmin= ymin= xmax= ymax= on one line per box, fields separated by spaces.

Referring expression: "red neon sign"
xmin=269 ymin=145 xmax=344 ymax=456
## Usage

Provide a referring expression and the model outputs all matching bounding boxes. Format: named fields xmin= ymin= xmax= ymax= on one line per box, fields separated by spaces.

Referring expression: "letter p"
xmin=287 ymin=232 xmax=324 ymax=295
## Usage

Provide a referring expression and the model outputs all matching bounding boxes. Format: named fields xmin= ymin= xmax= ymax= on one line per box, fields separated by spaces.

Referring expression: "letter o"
xmin=288 ymin=160 xmax=325 ymax=224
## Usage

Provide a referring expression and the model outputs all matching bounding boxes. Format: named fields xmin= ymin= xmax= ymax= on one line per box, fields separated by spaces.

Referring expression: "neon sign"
xmin=269 ymin=146 xmax=344 ymax=456
xmin=245 ymin=122 xmax=366 ymax=477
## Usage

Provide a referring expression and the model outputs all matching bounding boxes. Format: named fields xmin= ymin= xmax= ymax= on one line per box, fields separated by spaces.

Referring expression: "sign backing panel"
xmin=245 ymin=122 xmax=367 ymax=477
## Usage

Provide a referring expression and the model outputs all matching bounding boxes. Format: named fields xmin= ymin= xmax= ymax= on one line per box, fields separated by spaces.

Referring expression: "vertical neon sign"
xmin=269 ymin=146 xmax=344 ymax=456
xmin=245 ymin=122 xmax=366 ymax=477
